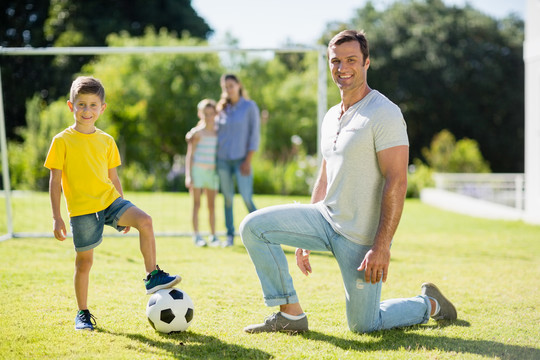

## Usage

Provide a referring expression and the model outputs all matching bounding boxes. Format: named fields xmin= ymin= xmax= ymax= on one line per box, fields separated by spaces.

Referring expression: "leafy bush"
xmin=422 ymin=129 xmax=490 ymax=173
xmin=406 ymin=159 xmax=434 ymax=198
xmin=252 ymin=141 xmax=319 ymax=196
xmin=406 ymin=129 xmax=491 ymax=198
xmin=8 ymin=96 xmax=72 ymax=190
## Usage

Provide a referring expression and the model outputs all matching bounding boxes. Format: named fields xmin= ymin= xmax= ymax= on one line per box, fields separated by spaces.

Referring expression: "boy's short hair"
xmin=70 ymin=76 xmax=105 ymax=103
xmin=197 ymin=98 xmax=217 ymax=111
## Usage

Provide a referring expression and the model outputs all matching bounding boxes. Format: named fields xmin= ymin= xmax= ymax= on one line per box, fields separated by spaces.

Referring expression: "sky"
xmin=191 ymin=0 xmax=526 ymax=48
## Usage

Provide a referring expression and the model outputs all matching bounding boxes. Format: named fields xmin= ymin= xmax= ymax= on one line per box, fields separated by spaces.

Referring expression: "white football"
xmin=146 ymin=288 xmax=194 ymax=333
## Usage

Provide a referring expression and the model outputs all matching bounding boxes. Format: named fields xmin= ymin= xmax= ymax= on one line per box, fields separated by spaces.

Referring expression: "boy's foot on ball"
xmin=145 ymin=265 xmax=181 ymax=294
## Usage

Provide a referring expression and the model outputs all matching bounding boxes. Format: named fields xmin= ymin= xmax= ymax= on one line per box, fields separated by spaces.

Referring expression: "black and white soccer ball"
xmin=146 ymin=288 xmax=194 ymax=333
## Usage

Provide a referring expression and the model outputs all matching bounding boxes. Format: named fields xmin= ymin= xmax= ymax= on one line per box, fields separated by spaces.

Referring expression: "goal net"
xmin=0 ymin=45 xmax=328 ymax=240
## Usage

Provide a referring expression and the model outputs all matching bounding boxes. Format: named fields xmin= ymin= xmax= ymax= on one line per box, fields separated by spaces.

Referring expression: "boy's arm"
xmin=108 ymin=167 xmax=124 ymax=198
xmin=49 ymin=169 xmax=66 ymax=241
xmin=109 ymin=167 xmax=130 ymax=234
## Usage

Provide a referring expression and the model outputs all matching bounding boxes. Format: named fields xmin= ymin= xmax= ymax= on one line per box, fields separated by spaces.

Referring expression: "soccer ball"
xmin=146 ymin=288 xmax=194 ymax=333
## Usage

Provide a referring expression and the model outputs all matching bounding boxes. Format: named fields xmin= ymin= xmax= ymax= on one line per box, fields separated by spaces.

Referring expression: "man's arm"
xmin=310 ymin=159 xmax=328 ymax=204
xmin=296 ymin=159 xmax=328 ymax=276
xmin=358 ymin=145 xmax=409 ymax=284
xmin=49 ymin=169 xmax=66 ymax=241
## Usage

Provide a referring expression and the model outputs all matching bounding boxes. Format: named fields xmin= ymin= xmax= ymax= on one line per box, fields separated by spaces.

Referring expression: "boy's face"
xmin=67 ymin=93 xmax=106 ymax=130
xmin=200 ymin=106 xmax=217 ymax=122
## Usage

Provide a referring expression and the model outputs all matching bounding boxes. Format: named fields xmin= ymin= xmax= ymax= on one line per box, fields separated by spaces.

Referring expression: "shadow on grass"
xmin=99 ymin=328 xmax=271 ymax=359
xmin=301 ymin=323 xmax=539 ymax=360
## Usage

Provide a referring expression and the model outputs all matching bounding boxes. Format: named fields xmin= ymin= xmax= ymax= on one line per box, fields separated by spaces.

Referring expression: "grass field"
xmin=0 ymin=194 xmax=539 ymax=359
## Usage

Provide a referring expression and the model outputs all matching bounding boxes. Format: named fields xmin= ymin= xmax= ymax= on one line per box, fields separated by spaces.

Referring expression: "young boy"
xmin=185 ymin=99 xmax=220 ymax=247
xmin=44 ymin=76 xmax=181 ymax=331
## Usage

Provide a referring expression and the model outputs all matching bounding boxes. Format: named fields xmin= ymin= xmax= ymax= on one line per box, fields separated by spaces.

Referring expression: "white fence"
xmin=432 ymin=173 xmax=525 ymax=209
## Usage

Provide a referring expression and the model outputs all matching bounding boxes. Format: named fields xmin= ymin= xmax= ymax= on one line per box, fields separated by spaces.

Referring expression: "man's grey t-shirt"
xmin=317 ymin=90 xmax=409 ymax=245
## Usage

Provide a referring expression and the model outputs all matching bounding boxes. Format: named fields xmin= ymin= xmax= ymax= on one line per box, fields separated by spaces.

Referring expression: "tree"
xmin=84 ymin=29 xmax=223 ymax=190
xmin=236 ymin=53 xmax=319 ymax=161
xmin=44 ymin=0 xmax=212 ymax=46
xmin=0 ymin=0 xmax=212 ymax=140
xmin=0 ymin=0 xmax=53 ymax=136
xmin=340 ymin=0 xmax=524 ymax=172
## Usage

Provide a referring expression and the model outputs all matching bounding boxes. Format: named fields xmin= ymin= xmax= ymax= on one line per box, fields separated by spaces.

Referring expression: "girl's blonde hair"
xmin=197 ymin=98 xmax=217 ymax=111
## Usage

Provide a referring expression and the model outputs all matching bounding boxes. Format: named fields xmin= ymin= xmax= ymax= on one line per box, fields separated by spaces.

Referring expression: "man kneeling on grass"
xmin=240 ymin=30 xmax=457 ymax=333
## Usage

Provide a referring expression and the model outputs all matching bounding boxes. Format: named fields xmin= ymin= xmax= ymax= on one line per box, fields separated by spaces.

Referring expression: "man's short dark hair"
xmin=328 ymin=30 xmax=369 ymax=64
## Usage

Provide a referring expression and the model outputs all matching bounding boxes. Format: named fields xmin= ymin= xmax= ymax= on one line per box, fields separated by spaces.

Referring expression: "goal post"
xmin=0 ymin=45 xmax=328 ymax=240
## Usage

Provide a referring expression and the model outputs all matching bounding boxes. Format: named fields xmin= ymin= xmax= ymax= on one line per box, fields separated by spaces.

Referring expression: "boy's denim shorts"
xmin=70 ymin=197 xmax=134 ymax=252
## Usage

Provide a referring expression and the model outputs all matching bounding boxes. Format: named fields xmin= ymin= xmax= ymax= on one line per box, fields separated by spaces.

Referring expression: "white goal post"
xmin=0 ymin=45 xmax=328 ymax=240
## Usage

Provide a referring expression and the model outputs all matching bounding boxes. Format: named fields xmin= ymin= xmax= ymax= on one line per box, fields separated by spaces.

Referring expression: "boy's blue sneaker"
xmin=75 ymin=309 xmax=96 ymax=331
xmin=145 ymin=265 xmax=181 ymax=294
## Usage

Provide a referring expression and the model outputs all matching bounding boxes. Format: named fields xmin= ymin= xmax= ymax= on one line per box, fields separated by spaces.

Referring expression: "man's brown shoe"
xmin=244 ymin=312 xmax=308 ymax=333
xmin=421 ymin=282 xmax=457 ymax=320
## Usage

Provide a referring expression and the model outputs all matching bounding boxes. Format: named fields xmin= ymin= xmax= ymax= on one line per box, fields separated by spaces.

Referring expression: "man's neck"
xmin=341 ymin=85 xmax=372 ymax=112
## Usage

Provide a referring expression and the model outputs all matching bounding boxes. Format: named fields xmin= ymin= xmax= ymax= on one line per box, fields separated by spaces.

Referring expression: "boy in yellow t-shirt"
xmin=44 ymin=76 xmax=181 ymax=331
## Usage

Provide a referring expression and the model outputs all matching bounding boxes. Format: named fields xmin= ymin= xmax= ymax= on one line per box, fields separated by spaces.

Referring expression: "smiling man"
xmin=240 ymin=30 xmax=457 ymax=334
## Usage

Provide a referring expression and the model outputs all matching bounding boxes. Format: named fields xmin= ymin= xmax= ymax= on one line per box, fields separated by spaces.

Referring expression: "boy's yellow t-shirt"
xmin=44 ymin=127 xmax=122 ymax=217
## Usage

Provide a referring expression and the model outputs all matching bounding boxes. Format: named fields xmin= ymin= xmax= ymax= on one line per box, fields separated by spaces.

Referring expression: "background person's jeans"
xmin=240 ymin=203 xmax=431 ymax=333
xmin=217 ymin=158 xmax=257 ymax=236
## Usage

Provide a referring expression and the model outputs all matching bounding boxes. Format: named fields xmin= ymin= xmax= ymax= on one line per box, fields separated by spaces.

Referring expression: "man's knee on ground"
xmin=348 ymin=320 xmax=377 ymax=334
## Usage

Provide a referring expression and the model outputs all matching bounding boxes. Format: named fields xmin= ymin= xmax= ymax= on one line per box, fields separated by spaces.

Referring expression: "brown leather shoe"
xmin=422 ymin=282 xmax=457 ymax=320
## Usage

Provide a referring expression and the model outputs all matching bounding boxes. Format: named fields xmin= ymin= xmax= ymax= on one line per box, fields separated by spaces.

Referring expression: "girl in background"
xmin=185 ymin=99 xmax=220 ymax=247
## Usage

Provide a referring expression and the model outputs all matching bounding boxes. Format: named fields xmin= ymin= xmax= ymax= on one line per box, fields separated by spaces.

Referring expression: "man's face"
xmin=328 ymin=41 xmax=370 ymax=94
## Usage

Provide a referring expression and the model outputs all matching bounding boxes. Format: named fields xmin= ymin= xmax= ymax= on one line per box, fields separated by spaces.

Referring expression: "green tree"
xmin=339 ymin=0 xmax=524 ymax=172
xmin=8 ymin=95 xmax=72 ymax=190
xmin=0 ymin=0 xmax=212 ymax=143
xmin=237 ymin=53 xmax=319 ymax=160
xmin=44 ymin=0 xmax=212 ymax=46
xmin=0 ymin=1 xmax=53 ymax=136
xmin=84 ymin=28 xmax=223 ymax=190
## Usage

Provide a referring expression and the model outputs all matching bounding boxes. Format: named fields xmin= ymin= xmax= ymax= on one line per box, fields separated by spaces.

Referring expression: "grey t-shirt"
xmin=317 ymin=90 xmax=409 ymax=245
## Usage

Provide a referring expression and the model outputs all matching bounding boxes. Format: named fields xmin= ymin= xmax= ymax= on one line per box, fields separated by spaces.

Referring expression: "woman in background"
xmin=215 ymin=74 xmax=260 ymax=247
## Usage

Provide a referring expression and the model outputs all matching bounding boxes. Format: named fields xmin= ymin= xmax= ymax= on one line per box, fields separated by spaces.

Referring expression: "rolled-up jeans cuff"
xmin=264 ymin=294 xmax=299 ymax=307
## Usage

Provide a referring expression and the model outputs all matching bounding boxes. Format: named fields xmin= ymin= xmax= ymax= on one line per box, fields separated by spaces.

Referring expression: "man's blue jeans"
xmin=240 ymin=203 xmax=431 ymax=333
xmin=217 ymin=158 xmax=257 ymax=236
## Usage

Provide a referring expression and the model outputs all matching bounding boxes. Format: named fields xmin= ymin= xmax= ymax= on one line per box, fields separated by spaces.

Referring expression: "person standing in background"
xmin=185 ymin=99 xmax=220 ymax=247
xmin=215 ymin=74 xmax=260 ymax=247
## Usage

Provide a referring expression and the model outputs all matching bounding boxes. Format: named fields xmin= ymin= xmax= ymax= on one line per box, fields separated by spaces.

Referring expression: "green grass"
xmin=0 ymin=195 xmax=539 ymax=359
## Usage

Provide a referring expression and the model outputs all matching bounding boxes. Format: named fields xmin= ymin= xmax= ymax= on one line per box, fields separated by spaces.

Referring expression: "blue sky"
xmin=191 ymin=0 xmax=525 ymax=48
